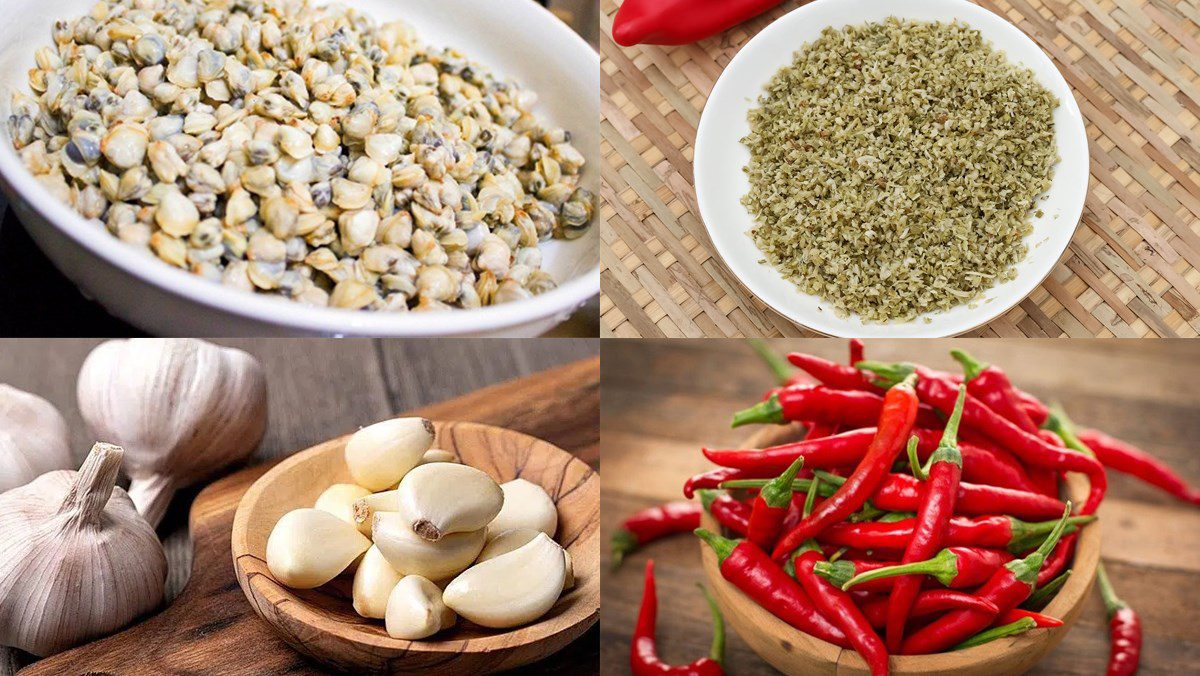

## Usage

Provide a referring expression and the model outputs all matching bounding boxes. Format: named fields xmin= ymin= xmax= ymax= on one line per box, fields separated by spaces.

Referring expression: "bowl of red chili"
xmin=697 ymin=421 xmax=1100 ymax=675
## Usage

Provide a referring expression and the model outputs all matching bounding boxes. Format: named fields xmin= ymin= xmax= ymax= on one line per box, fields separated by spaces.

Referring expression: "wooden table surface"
xmin=600 ymin=339 xmax=1200 ymax=674
xmin=0 ymin=338 xmax=599 ymax=675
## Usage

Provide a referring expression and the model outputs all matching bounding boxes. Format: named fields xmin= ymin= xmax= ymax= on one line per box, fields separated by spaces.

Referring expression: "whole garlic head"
xmin=397 ymin=463 xmax=503 ymax=541
xmin=443 ymin=533 xmax=565 ymax=629
xmin=76 ymin=339 xmax=268 ymax=527
xmin=0 ymin=384 xmax=73 ymax=493
xmin=0 ymin=442 xmax=166 ymax=656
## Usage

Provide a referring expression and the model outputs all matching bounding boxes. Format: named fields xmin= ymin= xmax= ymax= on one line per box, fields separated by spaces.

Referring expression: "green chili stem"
xmin=731 ymin=394 xmax=784 ymax=428
xmin=1044 ymin=405 xmax=1095 ymax=458
xmin=748 ymin=339 xmax=795 ymax=386
xmin=906 ymin=435 xmax=927 ymax=481
xmin=1095 ymin=561 xmax=1128 ymax=619
xmin=1024 ymin=570 xmax=1071 ymax=609
xmin=855 ymin=360 xmax=917 ymax=389
xmin=760 ymin=457 xmax=806 ymax=508
xmin=950 ymin=349 xmax=989 ymax=382
xmin=698 ymin=583 xmax=726 ymax=664
xmin=841 ymin=548 xmax=959 ymax=589
xmin=694 ymin=528 xmax=736 ymax=565
xmin=953 ymin=617 xmax=1037 ymax=650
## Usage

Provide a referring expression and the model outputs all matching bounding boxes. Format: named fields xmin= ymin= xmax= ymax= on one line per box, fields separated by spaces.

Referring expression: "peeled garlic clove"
xmin=443 ymin=533 xmax=566 ymax=628
xmin=373 ymin=511 xmax=485 ymax=581
xmin=0 ymin=443 xmax=166 ymax=656
xmin=0 ymin=383 xmax=73 ymax=492
xmin=315 ymin=483 xmax=371 ymax=524
xmin=267 ymin=508 xmax=371 ymax=589
xmin=486 ymin=478 xmax=557 ymax=538
xmin=397 ymin=463 xmax=503 ymax=541
xmin=419 ymin=449 xmax=457 ymax=465
xmin=352 ymin=545 xmax=403 ymax=619
xmin=344 ymin=417 xmax=435 ymax=491
xmin=477 ymin=529 xmax=574 ymax=592
xmin=352 ymin=489 xmax=397 ymax=537
xmin=385 ymin=575 xmax=456 ymax=640
xmin=76 ymin=339 xmax=268 ymax=527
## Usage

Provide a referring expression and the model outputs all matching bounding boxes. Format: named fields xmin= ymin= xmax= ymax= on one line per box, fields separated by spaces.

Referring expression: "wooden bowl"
xmin=231 ymin=420 xmax=600 ymax=674
xmin=700 ymin=423 xmax=1099 ymax=675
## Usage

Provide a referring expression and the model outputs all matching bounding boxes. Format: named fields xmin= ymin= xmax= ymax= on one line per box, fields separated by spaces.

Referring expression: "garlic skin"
xmin=344 ymin=418 xmax=434 ymax=491
xmin=486 ymin=478 xmax=558 ymax=538
xmin=562 ymin=550 xmax=575 ymax=591
xmin=385 ymin=575 xmax=456 ymax=640
xmin=443 ymin=533 xmax=566 ymax=629
xmin=478 ymin=528 xmax=575 ymax=592
xmin=0 ymin=384 xmax=73 ymax=493
xmin=76 ymin=339 xmax=268 ymax=527
xmin=0 ymin=442 xmax=166 ymax=657
xmin=373 ymin=511 xmax=485 ymax=581
xmin=397 ymin=463 xmax=503 ymax=541
xmin=315 ymin=483 xmax=372 ymax=524
xmin=267 ymin=508 xmax=371 ymax=589
xmin=419 ymin=449 xmax=457 ymax=465
xmin=352 ymin=489 xmax=397 ymax=537
xmin=352 ymin=545 xmax=403 ymax=619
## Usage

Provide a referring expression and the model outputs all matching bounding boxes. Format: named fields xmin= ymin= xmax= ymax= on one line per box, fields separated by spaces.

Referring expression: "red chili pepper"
xmin=859 ymin=590 xmax=1001 ymax=628
xmin=1077 ymin=428 xmax=1200 ymax=506
xmin=788 ymin=352 xmax=880 ymax=392
xmin=1096 ymin=562 xmax=1141 ymax=676
xmin=861 ymin=363 xmax=1107 ymax=515
xmin=694 ymin=528 xmax=849 ymax=647
xmin=1014 ymin=389 xmax=1050 ymax=427
xmin=1036 ymin=532 xmax=1076 ymax=586
xmin=951 ymin=350 xmax=1038 ymax=433
xmin=613 ymin=502 xmax=703 ymax=570
xmin=792 ymin=548 xmax=890 ymax=676
xmin=884 ymin=389 xmax=965 ymax=651
xmin=746 ymin=458 xmax=805 ymax=550
xmin=899 ymin=504 xmax=1075 ymax=654
xmin=1028 ymin=431 xmax=1065 ymax=497
xmin=611 ymin=0 xmax=785 ymax=47
xmin=816 ymin=513 xmax=1094 ymax=553
xmin=849 ymin=340 xmax=865 ymax=367
xmin=684 ymin=467 xmax=771 ymax=499
xmin=913 ymin=428 xmax=1035 ymax=493
xmin=993 ymin=608 xmax=1063 ymax=629
xmin=731 ymin=386 xmax=941 ymax=430
xmin=771 ymin=376 xmax=921 ymax=561
xmin=815 ymin=547 xmax=1014 ymax=592
xmin=704 ymin=428 xmax=878 ymax=473
xmin=749 ymin=340 xmax=813 ymax=390
xmin=631 ymin=560 xmax=726 ymax=676
xmin=698 ymin=490 xmax=751 ymax=536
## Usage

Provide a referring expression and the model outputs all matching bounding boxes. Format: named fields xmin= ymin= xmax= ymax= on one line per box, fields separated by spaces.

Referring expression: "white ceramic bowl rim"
xmin=693 ymin=0 xmax=1089 ymax=337
xmin=0 ymin=0 xmax=599 ymax=336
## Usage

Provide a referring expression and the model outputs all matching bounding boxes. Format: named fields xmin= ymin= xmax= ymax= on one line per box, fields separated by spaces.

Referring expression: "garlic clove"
xmin=486 ymin=478 xmax=558 ymax=538
xmin=314 ymin=483 xmax=372 ymax=524
xmin=0 ymin=383 xmax=73 ymax=493
xmin=397 ymin=463 xmax=503 ymax=541
xmin=373 ymin=511 xmax=485 ymax=581
xmin=266 ymin=508 xmax=371 ymax=589
xmin=385 ymin=575 xmax=456 ymax=640
xmin=352 ymin=489 xmax=398 ymax=537
xmin=477 ymin=529 xmax=574 ymax=592
xmin=344 ymin=417 xmax=435 ymax=491
xmin=76 ymin=338 xmax=268 ymax=528
xmin=442 ymin=533 xmax=566 ymax=629
xmin=0 ymin=442 xmax=166 ymax=656
xmin=352 ymin=545 xmax=403 ymax=619
xmin=419 ymin=448 xmax=457 ymax=465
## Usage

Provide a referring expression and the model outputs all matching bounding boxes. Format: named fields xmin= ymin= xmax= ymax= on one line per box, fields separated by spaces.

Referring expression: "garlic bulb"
xmin=0 ymin=384 xmax=73 ymax=493
xmin=443 ymin=533 xmax=565 ymax=628
xmin=385 ymin=575 xmax=456 ymax=640
xmin=352 ymin=489 xmax=398 ymax=537
xmin=352 ymin=545 xmax=403 ymax=619
xmin=478 ymin=529 xmax=574 ymax=592
xmin=76 ymin=339 xmax=269 ymax=527
xmin=266 ymin=508 xmax=371 ymax=589
xmin=373 ymin=511 xmax=485 ymax=581
xmin=344 ymin=417 xmax=434 ymax=491
xmin=315 ymin=483 xmax=372 ymax=524
xmin=397 ymin=463 xmax=503 ymax=541
xmin=419 ymin=449 xmax=457 ymax=465
xmin=0 ymin=442 xmax=166 ymax=656
xmin=486 ymin=478 xmax=558 ymax=538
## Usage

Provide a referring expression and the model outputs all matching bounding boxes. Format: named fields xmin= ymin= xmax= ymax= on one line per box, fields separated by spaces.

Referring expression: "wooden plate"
xmin=231 ymin=420 xmax=600 ymax=674
xmin=700 ymin=423 xmax=1099 ymax=675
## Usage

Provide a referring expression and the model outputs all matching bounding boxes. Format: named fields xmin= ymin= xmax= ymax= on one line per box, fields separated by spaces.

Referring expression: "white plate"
xmin=0 ymin=0 xmax=599 ymax=337
xmin=694 ymin=0 xmax=1088 ymax=337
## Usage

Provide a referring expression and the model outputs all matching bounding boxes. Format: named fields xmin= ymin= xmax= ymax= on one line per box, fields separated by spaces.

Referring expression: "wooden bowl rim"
xmin=700 ymin=423 xmax=1099 ymax=673
xmin=231 ymin=420 xmax=600 ymax=657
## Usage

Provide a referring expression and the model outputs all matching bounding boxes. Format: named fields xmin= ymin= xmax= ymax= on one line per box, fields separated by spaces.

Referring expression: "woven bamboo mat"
xmin=599 ymin=0 xmax=1200 ymax=338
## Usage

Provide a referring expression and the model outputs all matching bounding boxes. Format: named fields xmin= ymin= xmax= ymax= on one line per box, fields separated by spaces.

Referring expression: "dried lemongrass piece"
xmin=266 ymin=509 xmax=371 ymax=589
xmin=397 ymin=463 xmax=503 ymax=541
xmin=344 ymin=418 xmax=434 ymax=492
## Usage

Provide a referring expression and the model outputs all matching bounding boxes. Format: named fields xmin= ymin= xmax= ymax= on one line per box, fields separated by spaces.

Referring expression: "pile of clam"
xmin=8 ymin=0 xmax=594 ymax=311
xmin=266 ymin=418 xmax=573 ymax=638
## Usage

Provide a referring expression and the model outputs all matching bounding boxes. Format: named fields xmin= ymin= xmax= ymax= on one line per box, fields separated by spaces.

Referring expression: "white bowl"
xmin=0 ymin=0 xmax=599 ymax=337
xmin=693 ymin=0 xmax=1088 ymax=338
